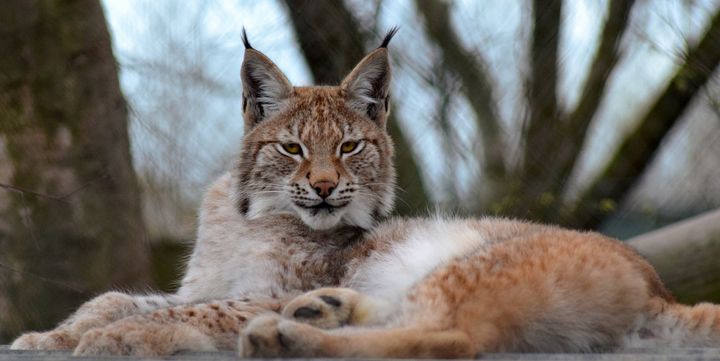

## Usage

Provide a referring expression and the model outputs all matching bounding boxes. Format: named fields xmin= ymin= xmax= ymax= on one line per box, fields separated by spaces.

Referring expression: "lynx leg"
xmin=10 ymin=291 xmax=180 ymax=350
xmin=239 ymin=314 xmax=475 ymax=358
xmin=73 ymin=298 xmax=281 ymax=356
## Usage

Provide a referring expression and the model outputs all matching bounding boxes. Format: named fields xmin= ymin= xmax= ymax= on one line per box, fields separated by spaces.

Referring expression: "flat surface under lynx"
xmin=4 ymin=346 xmax=720 ymax=360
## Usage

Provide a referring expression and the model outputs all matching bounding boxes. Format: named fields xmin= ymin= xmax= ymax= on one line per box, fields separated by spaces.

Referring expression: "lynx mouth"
xmin=297 ymin=201 xmax=349 ymax=216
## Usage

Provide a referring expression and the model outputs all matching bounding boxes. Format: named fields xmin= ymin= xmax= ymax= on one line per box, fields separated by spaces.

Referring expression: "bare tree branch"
xmin=282 ymin=0 xmax=430 ymax=215
xmin=0 ymin=173 xmax=110 ymax=203
xmin=415 ymin=0 xmax=506 ymax=179
xmin=0 ymin=183 xmax=70 ymax=203
xmin=552 ymin=0 xmax=636 ymax=194
xmin=0 ymin=263 xmax=86 ymax=294
xmin=123 ymin=57 xmax=239 ymax=97
xmin=573 ymin=9 xmax=720 ymax=229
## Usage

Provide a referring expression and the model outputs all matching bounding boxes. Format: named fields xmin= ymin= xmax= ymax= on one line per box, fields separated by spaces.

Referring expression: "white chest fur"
xmin=346 ymin=219 xmax=490 ymax=304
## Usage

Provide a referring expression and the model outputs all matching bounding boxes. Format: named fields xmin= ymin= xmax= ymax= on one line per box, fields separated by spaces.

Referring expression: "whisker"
xmin=361 ymin=182 xmax=408 ymax=195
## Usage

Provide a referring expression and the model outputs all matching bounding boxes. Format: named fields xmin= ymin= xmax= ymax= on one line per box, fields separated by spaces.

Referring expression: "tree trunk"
xmin=282 ymin=0 xmax=430 ymax=215
xmin=629 ymin=208 xmax=720 ymax=304
xmin=518 ymin=0 xmax=563 ymax=219
xmin=0 ymin=0 xmax=152 ymax=342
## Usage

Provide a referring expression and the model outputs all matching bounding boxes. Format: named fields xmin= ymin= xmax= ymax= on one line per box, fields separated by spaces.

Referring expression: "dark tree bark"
xmin=573 ymin=10 xmax=720 ymax=229
xmin=521 ymin=0 xmax=562 ymax=185
xmin=282 ymin=0 xmax=430 ymax=216
xmin=0 ymin=0 xmax=152 ymax=342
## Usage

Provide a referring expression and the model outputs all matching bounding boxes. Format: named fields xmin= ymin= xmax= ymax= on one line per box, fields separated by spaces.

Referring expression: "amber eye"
xmin=341 ymin=141 xmax=358 ymax=154
xmin=282 ymin=143 xmax=302 ymax=155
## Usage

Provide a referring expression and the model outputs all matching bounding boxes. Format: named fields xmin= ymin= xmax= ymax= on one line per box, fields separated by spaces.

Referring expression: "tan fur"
xmin=240 ymin=224 xmax=720 ymax=358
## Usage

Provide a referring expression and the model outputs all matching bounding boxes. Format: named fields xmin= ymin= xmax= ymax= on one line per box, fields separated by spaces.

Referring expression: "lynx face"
xmin=234 ymin=33 xmax=397 ymax=230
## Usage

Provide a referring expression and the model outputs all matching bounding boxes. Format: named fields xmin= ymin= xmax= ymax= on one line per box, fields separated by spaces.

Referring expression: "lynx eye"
xmin=282 ymin=143 xmax=302 ymax=155
xmin=341 ymin=141 xmax=358 ymax=154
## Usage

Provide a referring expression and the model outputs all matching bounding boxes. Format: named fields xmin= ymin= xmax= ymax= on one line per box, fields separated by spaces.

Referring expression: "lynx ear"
xmin=241 ymin=31 xmax=293 ymax=130
xmin=341 ymin=29 xmax=397 ymax=127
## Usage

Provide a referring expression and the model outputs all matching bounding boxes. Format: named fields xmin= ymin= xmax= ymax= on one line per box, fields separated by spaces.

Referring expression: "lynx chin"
xmin=12 ymin=28 xmax=720 ymax=358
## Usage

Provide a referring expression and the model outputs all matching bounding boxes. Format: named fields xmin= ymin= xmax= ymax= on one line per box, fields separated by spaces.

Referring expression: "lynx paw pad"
xmin=282 ymin=288 xmax=360 ymax=328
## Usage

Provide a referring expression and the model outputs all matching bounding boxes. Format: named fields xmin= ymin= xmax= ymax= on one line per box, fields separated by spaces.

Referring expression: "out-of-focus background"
xmin=1 ymin=0 xmax=719 ymax=343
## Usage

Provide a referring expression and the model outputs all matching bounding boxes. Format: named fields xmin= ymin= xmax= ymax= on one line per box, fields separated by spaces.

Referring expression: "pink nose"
xmin=312 ymin=180 xmax=336 ymax=198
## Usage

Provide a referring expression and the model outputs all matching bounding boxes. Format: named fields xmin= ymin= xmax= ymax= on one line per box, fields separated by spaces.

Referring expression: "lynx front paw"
xmin=73 ymin=321 xmax=215 ymax=356
xmin=238 ymin=314 xmax=329 ymax=358
xmin=74 ymin=328 xmax=136 ymax=356
xmin=282 ymin=287 xmax=362 ymax=328
xmin=10 ymin=329 xmax=79 ymax=350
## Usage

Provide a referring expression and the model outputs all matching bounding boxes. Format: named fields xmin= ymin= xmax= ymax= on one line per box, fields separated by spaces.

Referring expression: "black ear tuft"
xmin=379 ymin=26 xmax=399 ymax=49
xmin=242 ymin=28 xmax=253 ymax=49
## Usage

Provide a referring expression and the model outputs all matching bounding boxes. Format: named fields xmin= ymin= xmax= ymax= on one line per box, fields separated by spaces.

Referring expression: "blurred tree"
xmin=415 ymin=0 xmax=719 ymax=229
xmin=573 ymin=7 xmax=720 ymax=228
xmin=415 ymin=0 xmax=506 ymax=204
xmin=282 ymin=0 xmax=430 ymax=216
xmin=280 ymin=0 xmax=720 ymax=228
xmin=0 ymin=0 xmax=151 ymax=342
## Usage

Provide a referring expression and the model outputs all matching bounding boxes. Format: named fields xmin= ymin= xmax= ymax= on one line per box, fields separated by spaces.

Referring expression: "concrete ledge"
xmin=4 ymin=347 xmax=720 ymax=360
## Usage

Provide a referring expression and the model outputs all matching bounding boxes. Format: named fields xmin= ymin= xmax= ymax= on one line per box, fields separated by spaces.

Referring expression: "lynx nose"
xmin=312 ymin=180 xmax=336 ymax=199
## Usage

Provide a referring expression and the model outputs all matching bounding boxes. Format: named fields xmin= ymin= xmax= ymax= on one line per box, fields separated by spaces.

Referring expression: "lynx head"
xmin=234 ymin=29 xmax=398 ymax=230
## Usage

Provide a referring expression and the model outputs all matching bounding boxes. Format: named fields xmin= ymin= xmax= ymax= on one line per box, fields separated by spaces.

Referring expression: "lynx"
xmin=10 ymin=30 xmax=397 ymax=356
xmin=13 ymin=29 xmax=720 ymax=358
